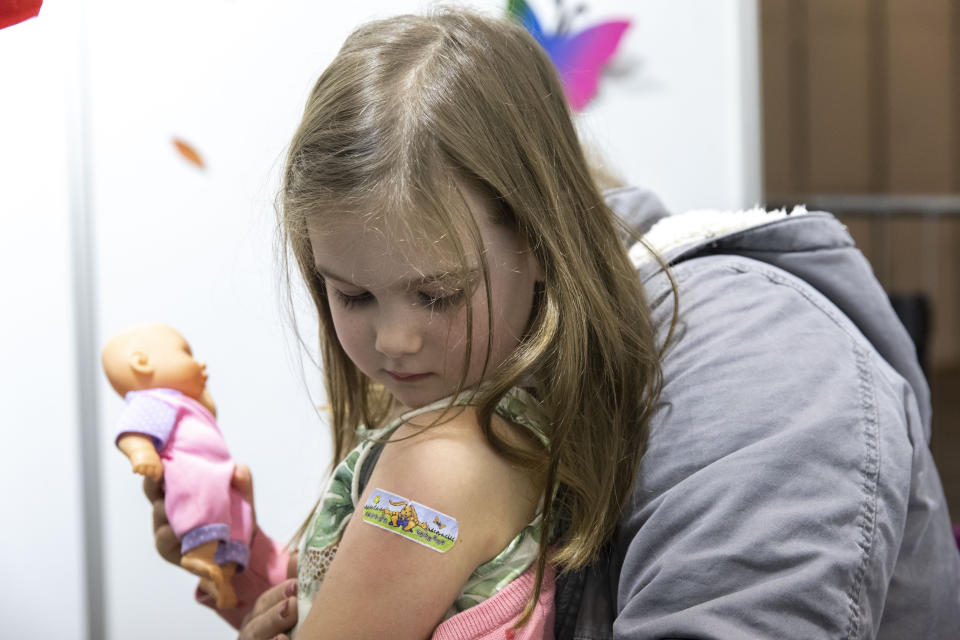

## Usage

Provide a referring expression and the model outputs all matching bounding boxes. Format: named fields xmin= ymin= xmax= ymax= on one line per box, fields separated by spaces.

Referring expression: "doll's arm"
xmin=113 ymin=391 xmax=177 ymax=484
xmin=117 ymin=433 xmax=164 ymax=482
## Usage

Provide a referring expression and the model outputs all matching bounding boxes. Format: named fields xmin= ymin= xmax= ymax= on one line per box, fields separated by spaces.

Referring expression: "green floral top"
xmin=293 ymin=387 xmax=548 ymax=634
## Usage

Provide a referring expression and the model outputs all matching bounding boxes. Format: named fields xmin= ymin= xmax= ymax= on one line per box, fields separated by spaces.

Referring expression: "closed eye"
xmin=419 ymin=289 xmax=465 ymax=311
xmin=333 ymin=289 xmax=374 ymax=309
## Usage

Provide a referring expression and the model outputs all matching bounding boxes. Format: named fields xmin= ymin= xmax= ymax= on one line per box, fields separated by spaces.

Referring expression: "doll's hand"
xmin=118 ymin=433 xmax=163 ymax=482
xmin=238 ymin=578 xmax=298 ymax=640
xmin=130 ymin=449 xmax=164 ymax=482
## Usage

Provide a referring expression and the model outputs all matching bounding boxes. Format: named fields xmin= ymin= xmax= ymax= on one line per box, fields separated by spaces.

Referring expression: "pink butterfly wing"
xmin=551 ymin=21 xmax=630 ymax=111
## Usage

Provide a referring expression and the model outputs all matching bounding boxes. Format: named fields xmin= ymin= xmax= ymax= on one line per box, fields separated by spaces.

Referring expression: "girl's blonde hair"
xmin=279 ymin=8 xmax=666 ymax=624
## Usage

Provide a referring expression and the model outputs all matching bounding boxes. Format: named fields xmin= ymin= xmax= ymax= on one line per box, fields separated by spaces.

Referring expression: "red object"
xmin=0 ymin=0 xmax=43 ymax=30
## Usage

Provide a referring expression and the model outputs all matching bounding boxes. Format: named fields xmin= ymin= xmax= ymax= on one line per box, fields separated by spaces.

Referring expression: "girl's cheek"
xmin=331 ymin=311 xmax=367 ymax=365
xmin=441 ymin=299 xmax=487 ymax=350
xmin=453 ymin=301 xmax=496 ymax=371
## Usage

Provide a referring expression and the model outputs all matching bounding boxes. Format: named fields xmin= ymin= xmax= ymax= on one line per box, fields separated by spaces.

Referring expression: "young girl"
xmin=146 ymin=5 xmax=960 ymax=640
xmin=147 ymin=7 xmax=660 ymax=639
xmin=271 ymin=8 xmax=661 ymax=638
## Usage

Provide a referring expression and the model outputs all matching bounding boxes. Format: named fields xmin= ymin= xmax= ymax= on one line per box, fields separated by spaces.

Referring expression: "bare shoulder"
xmin=298 ymin=405 xmax=547 ymax=639
xmin=369 ymin=404 xmax=544 ymax=558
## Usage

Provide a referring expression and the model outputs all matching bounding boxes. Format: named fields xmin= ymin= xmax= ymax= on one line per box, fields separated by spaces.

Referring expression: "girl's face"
xmin=307 ymin=190 xmax=542 ymax=409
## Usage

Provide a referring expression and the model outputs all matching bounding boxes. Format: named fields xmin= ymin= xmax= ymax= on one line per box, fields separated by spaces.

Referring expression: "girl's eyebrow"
xmin=314 ymin=265 xmax=480 ymax=288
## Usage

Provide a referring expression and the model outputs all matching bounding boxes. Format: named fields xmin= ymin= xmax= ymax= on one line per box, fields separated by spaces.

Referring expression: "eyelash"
xmin=422 ymin=290 xmax=465 ymax=311
xmin=333 ymin=290 xmax=373 ymax=308
xmin=332 ymin=288 xmax=465 ymax=311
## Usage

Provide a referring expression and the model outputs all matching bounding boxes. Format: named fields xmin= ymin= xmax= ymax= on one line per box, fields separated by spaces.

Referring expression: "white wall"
xmin=0 ymin=2 xmax=88 ymax=637
xmin=572 ymin=0 xmax=762 ymax=211
xmin=0 ymin=1 xmax=759 ymax=637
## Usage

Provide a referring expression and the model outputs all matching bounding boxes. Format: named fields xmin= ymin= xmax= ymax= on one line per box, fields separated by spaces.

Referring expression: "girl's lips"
xmin=386 ymin=371 xmax=431 ymax=382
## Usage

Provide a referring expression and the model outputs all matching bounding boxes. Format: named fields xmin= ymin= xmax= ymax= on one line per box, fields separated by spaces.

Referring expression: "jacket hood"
xmin=605 ymin=186 xmax=931 ymax=440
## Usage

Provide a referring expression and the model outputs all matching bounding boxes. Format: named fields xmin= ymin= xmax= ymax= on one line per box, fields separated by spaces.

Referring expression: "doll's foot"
xmin=214 ymin=563 xmax=238 ymax=609
xmin=214 ymin=585 xmax=238 ymax=609
xmin=197 ymin=562 xmax=238 ymax=608
xmin=203 ymin=579 xmax=238 ymax=609
xmin=181 ymin=540 xmax=223 ymax=585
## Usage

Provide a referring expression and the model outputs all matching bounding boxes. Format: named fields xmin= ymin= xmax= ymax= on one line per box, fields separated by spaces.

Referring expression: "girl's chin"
xmin=390 ymin=389 xmax=445 ymax=410
xmin=386 ymin=382 xmax=458 ymax=410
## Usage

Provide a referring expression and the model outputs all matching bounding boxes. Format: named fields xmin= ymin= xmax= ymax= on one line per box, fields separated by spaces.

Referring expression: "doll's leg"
xmin=164 ymin=452 xmax=241 ymax=607
xmin=197 ymin=561 xmax=238 ymax=609
xmin=182 ymin=539 xmax=239 ymax=608
xmin=198 ymin=486 xmax=252 ymax=609
xmin=181 ymin=539 xmax=223 ymax=585
xmin=221 ymin=483 xmax=254 ymax=567
xmin=215 ymin=563 xmax=239 ymax=609
xmin=180 ymin=532 xmax=244 ymax=608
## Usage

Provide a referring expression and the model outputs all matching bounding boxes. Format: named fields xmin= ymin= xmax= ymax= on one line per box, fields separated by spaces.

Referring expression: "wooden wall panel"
xmin=886 ymin=0 xmax=954 ymax=192
xmin=884 ymin=219 xmax=928 ymax=292
xmin=762 ymin=0 xmax=960 ymax=371
xmin=932 ymin=220 xmax=960 ymax=367
xmin=760 ymin=0 xmax=794 ymax=196
xmin=806 ymin=0 xmax=872 ymax=192
xmin=954 ymin=3 xmax=960 ymax=191
xmin=840 ymin=216 xmax=959 ymax=370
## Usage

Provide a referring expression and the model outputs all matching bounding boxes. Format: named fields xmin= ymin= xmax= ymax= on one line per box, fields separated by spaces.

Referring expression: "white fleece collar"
xmin=628 ymin=205 xmax=808 ymax=268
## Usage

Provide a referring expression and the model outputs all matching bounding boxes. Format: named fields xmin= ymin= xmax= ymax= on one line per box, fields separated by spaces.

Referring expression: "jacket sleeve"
xmin=611 ymin=254 xmax=949 ymax=639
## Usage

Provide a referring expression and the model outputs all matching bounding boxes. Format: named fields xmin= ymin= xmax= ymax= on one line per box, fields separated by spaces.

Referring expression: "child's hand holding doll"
xmin=102 ymin=323 xmax=253 ymax=609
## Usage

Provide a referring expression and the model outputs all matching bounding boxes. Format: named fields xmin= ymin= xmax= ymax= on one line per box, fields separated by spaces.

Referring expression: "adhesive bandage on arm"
xmin=361 ymin=488 xmax=459 ymax=552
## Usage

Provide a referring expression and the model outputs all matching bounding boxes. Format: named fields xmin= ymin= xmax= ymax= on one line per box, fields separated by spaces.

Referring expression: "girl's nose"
xmin=375 ymin=317 xmax=423 ymax=358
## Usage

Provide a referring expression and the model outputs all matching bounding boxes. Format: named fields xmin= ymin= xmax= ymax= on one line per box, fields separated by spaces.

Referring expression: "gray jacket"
xmin=554 ymin=187 xmax=960 ymax=639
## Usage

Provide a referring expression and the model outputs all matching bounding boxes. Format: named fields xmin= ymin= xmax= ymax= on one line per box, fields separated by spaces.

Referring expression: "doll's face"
xmin=138 ymin=326 xmax=210 ymax=400
xmin=103 ymin=324 xmax=211 ymax=407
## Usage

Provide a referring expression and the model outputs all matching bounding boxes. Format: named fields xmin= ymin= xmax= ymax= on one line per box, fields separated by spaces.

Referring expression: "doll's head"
xmin=102 ymin=323 xmax=216 ymax=416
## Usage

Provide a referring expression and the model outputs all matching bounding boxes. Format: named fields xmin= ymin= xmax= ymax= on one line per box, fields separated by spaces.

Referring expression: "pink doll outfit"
xmin=115 ymin=388 xmax=253 ymax=568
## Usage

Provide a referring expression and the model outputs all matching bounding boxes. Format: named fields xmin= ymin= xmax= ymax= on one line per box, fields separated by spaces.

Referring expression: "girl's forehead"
xmin=310 ymin=178 xmax=498 ymax=243
xmin=308 ymin=213 xmax=482 ymax=287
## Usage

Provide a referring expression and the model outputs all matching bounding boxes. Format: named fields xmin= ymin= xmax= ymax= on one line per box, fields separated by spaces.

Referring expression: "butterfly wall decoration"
xmin=507 ymin=0 xmax=630 ymax=111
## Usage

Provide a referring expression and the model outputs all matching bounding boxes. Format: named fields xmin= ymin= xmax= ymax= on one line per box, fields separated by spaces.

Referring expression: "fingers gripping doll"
xmin=102 ymin=323 xmax=252 ymax=609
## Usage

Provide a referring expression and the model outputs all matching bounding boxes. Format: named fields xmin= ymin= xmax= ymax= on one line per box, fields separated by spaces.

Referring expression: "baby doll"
xmin=102 ymin=323 xmax=252 ymax=609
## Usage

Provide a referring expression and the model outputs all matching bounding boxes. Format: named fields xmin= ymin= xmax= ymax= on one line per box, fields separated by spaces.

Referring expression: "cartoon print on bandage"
xmin=362 ymin=489 xmax=458 ymax=553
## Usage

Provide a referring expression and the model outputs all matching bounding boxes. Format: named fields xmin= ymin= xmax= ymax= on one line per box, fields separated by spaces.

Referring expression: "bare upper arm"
xmin=297 ymin=406 xmax=543 ymax=639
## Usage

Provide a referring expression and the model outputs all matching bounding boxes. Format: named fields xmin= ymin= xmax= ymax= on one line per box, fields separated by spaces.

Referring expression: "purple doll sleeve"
xmin=114 ymin=391 xmax=178 ymax=450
